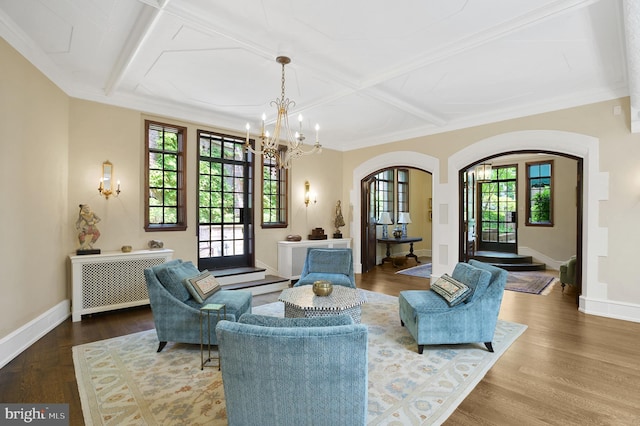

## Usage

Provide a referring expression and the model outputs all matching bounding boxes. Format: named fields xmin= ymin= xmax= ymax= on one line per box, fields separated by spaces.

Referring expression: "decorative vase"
xmin=312 ymin=280 xmax=333 ymax=296
xmin=393 ymin=229 xmax=402 ymax=239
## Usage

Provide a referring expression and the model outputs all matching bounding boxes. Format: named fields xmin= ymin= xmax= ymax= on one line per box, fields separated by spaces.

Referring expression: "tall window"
xmin=397 ymin=169 xmax=409 ymax=214
xmin=526 ymin=161 xmax=553 ymax=226
xmin=145 ymin=120 xmax=186 ymax=231
xmin=371 ymin=168 xmax=411 ymax=223
xmin=373 ymin=169 xmax=394 ymax=221
xmin=262 ymin=150 xmax=288 ymax=227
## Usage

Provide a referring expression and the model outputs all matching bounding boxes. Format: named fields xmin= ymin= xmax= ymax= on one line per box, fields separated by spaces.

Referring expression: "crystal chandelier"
xmin=244 ymin=56 xmax=322 ymax=169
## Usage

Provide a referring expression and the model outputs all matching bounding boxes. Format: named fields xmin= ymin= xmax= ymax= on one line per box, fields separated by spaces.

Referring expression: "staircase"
xmin=211 ymin=266 xmax=290 ymax=295
xmin=471 ymin=251 xmax=546 ymax=272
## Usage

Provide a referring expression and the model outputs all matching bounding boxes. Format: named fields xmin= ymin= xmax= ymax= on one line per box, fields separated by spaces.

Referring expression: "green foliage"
xmin=531 ymin=188 xmax=551 ymax=223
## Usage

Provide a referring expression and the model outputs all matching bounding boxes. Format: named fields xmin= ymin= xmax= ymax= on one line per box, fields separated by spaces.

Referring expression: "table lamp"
xmin=398 ymin=212 xmax=412 ymax=238
xmin=378 ymin=212 xmax=392 ymax=238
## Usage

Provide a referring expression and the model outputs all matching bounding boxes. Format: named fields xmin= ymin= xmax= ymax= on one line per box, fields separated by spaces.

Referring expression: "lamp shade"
xmin=378 ymin=212 xmax=392 ymax=225
xmin=398 ymin=212 xmax=412 ymax=224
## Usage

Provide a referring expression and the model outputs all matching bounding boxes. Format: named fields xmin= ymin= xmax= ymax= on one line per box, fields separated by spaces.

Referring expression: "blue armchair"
xmin=399 ymin=260 xmax=508 ymax=354
xmin=293 ymin=248 xmax=356 ymax=288
xmin=216 ymin=314 xmax=368 ymax=426
xmin=144 ymin=259 xmax=252 ymax=352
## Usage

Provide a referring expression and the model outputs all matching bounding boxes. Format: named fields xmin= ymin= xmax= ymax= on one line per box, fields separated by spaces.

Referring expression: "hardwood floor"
xmin=1 ymin=260 xmax=639 ymax=425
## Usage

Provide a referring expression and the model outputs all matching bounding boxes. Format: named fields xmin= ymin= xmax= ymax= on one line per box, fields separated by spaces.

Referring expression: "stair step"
xmin=210 ymin=266 xmax=266 ymax=285
xmin=491 ymin=262 xmax=547 ymax=272
xmin=223 ymin=275 xmax=290 ymax=295
xmin=472 ymin=252 xmax=533 ymax=264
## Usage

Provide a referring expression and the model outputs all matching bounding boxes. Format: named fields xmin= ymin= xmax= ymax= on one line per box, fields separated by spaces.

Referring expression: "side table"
xmin=377 ymin=237 xmax=423 ymax=265
xmin=200 ymin=303 xmax=226 ymax=370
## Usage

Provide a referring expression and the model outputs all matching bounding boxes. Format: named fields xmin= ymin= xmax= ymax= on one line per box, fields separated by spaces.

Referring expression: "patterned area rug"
xmin=505 ymin=272 xmax=558 ymax=295
xmin=396 ymin=264 xmax=558 ymax=295
xmin=396 ymin=263 xmax=432 ymax=277
xmin=73 ymin=291 xmax=526 ymax=425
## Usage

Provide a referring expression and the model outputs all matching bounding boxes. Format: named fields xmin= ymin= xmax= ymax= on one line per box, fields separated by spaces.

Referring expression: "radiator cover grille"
xmin=81 ymin=257 xmax=165 ymax=309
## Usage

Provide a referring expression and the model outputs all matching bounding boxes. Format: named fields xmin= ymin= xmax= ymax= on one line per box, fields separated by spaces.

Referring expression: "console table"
xmin=377 ymin=237 xmax=422 ymax=265
xmin=69 ymin=249 xmax=173 ymax=321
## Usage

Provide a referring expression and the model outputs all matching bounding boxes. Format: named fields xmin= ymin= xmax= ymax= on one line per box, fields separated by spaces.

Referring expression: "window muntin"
xmin=397 ymin=169 xmax=409 ymax=214
xmin=262 ymin=149 xmax=288 ymax=227
xmin=145 ymin=120 xmax=187 ymax=231
xmin=197 ymin=130 xmax=253 ymax=266
xmin=373 ymin=169 xmax=394 ymax=222
xmin=526 ymin=161 xmax=553 ymax=226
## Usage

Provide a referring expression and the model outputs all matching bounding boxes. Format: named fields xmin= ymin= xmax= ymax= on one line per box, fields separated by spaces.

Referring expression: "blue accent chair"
xmin=216 ymin=314 xmax=368 ymax=426
xmin=144 ymin=259 xmax=252 ymax=352
xmin=293 ymin=247 xmax=356 ymax=288
xmin=399 ymin=260 xmax=508 ymax=354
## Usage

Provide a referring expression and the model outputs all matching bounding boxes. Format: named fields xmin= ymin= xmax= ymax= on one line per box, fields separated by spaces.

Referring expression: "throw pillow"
xmin=184 ymin=271 xmax=222 ymax=303
xmin=430 ymin=274 xmax=471 ymax=306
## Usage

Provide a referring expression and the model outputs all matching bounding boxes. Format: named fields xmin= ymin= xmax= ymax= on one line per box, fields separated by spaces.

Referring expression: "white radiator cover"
xmin=70 ymin=249 xmax=173 ymax=321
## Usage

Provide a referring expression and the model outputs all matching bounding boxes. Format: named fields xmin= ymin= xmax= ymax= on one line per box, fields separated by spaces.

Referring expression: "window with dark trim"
xmin=145 ymin=120 xmax=187 ymax=231
xmin=397 ymin=168 xmax=409 ymax=214
xmin=262 ymin=149 xmax=288 ymax=227
xmin=373 ymin=169 xmax=394 ymax=222
xmin=526 ymin=160 xmax=553 ymax=226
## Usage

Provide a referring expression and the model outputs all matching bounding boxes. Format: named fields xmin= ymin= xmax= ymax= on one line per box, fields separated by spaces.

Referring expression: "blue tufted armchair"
xmin=144 ymin=259 xmax=252 ymax=352
xmin=216 ymin=314 xmax=368 ymax=426
xmin=293 ymin=247 xmax=356 ymax=288
xmin=399 ymin=260 xmax=508 ymax=354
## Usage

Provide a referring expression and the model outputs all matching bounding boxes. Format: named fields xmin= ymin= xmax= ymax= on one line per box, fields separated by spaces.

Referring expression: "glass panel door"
xmin=197 ymin=131 xmax=253 ymax=270
xmin=478 ymin=165 xmax=517 ymax=253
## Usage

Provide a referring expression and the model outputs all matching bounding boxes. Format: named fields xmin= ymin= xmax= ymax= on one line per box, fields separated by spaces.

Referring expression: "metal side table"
xmin=200 ymin=303 xmax=226 ymax=370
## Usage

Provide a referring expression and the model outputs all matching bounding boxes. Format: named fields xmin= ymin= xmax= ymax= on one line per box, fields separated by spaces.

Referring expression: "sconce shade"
xmin=476 ymin=163 xmax=492 ymax=182
xmin=398 ymin=212 xmax=412 ymax=224
xmin=378 ymin=212 xmax=392 ymax=225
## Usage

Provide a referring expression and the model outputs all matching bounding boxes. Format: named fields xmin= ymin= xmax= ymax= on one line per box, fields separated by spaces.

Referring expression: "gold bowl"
xmin=312 ymin=280 xmax=333 ymax=296
xmin=121 ymin=245 xmax=132 ymax=253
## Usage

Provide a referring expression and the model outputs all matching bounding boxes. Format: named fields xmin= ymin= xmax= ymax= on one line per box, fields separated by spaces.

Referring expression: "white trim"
xmin=579 ymin=296 xmax=640 ymax=323
xmin=0 ymin=300 xmax=70 ymax=369
xmin=350 ymin=131 xmax=639 ymax=323
xmin=350 ymin=151 xmax=440 ymax=273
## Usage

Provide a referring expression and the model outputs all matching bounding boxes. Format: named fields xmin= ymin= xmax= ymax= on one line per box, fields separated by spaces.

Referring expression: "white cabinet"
xmin=277 ymin=239 xmax=351 ymax=280
xmin=70 ymin=249 xmax=173 ymax=321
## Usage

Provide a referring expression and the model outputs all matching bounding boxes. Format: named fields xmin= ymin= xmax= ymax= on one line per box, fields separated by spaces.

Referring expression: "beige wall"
xmin=0 ymin=39 xmax=69 ymax=339
xmin=3 ymin=35 xmax=640 ymax=348
xmin=490 ymin=154 xmax=578 ymax=262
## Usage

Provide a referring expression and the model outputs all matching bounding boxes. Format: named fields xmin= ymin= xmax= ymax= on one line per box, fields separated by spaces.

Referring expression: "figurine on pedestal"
xmin=333 ymin=200 xmax=345 ymax=238
xmin=76 ymin=204 xmax=101 ymax=255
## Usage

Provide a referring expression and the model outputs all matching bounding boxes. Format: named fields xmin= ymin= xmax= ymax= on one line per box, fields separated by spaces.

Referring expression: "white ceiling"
xmin=1 ymin=0 xmax=638 ymax=151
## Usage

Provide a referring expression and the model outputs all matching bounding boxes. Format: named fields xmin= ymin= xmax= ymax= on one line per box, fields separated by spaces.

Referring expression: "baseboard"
xmin=579 ymin=296 xmax=640 ymax=323
xmin=0 ymin=300 xmax=70 ymax=369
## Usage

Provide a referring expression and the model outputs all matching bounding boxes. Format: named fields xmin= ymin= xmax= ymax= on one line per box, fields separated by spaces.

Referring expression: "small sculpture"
xmin=333 ymin=200 xmax=345 ymax=238
xmin=149 ymin=240 xmax=164 ymax=249
xmin=76 ymin=204 xmax=101 ymax=252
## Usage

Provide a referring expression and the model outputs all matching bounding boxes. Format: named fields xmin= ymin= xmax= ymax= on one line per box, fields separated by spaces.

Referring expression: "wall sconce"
xmin=476 ymin=163 xmax=493 ymax=183
xmin=398 ymin=212 xmax=412 ymax=238
xmin=378 ymin=212 xmax=392 ymax=239
xmin=304 ymin=181 xmax=317 ymax=207
xmin=98 ymin=160 xmax=121 ymax=199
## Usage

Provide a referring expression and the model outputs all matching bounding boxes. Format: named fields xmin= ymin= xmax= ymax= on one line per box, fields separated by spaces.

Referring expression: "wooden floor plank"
xmin=1 ymin=259 xmax=639 ymax=425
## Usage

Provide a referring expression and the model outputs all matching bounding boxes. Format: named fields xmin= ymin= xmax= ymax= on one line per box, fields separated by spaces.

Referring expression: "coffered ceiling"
xmin=1 ymin=0 xmax=638 ymax=151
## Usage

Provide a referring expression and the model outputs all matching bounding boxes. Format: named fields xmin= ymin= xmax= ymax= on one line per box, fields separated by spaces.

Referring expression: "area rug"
xmin=396 ymin=264 xmax=557 ymax=295
xmin=505 ymin=272 xmax=557 ymax=295
xmin=73 ymin=291 xmax=526 ymax=425
xmin=396 ymin=263 xmax=432 ymax=277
